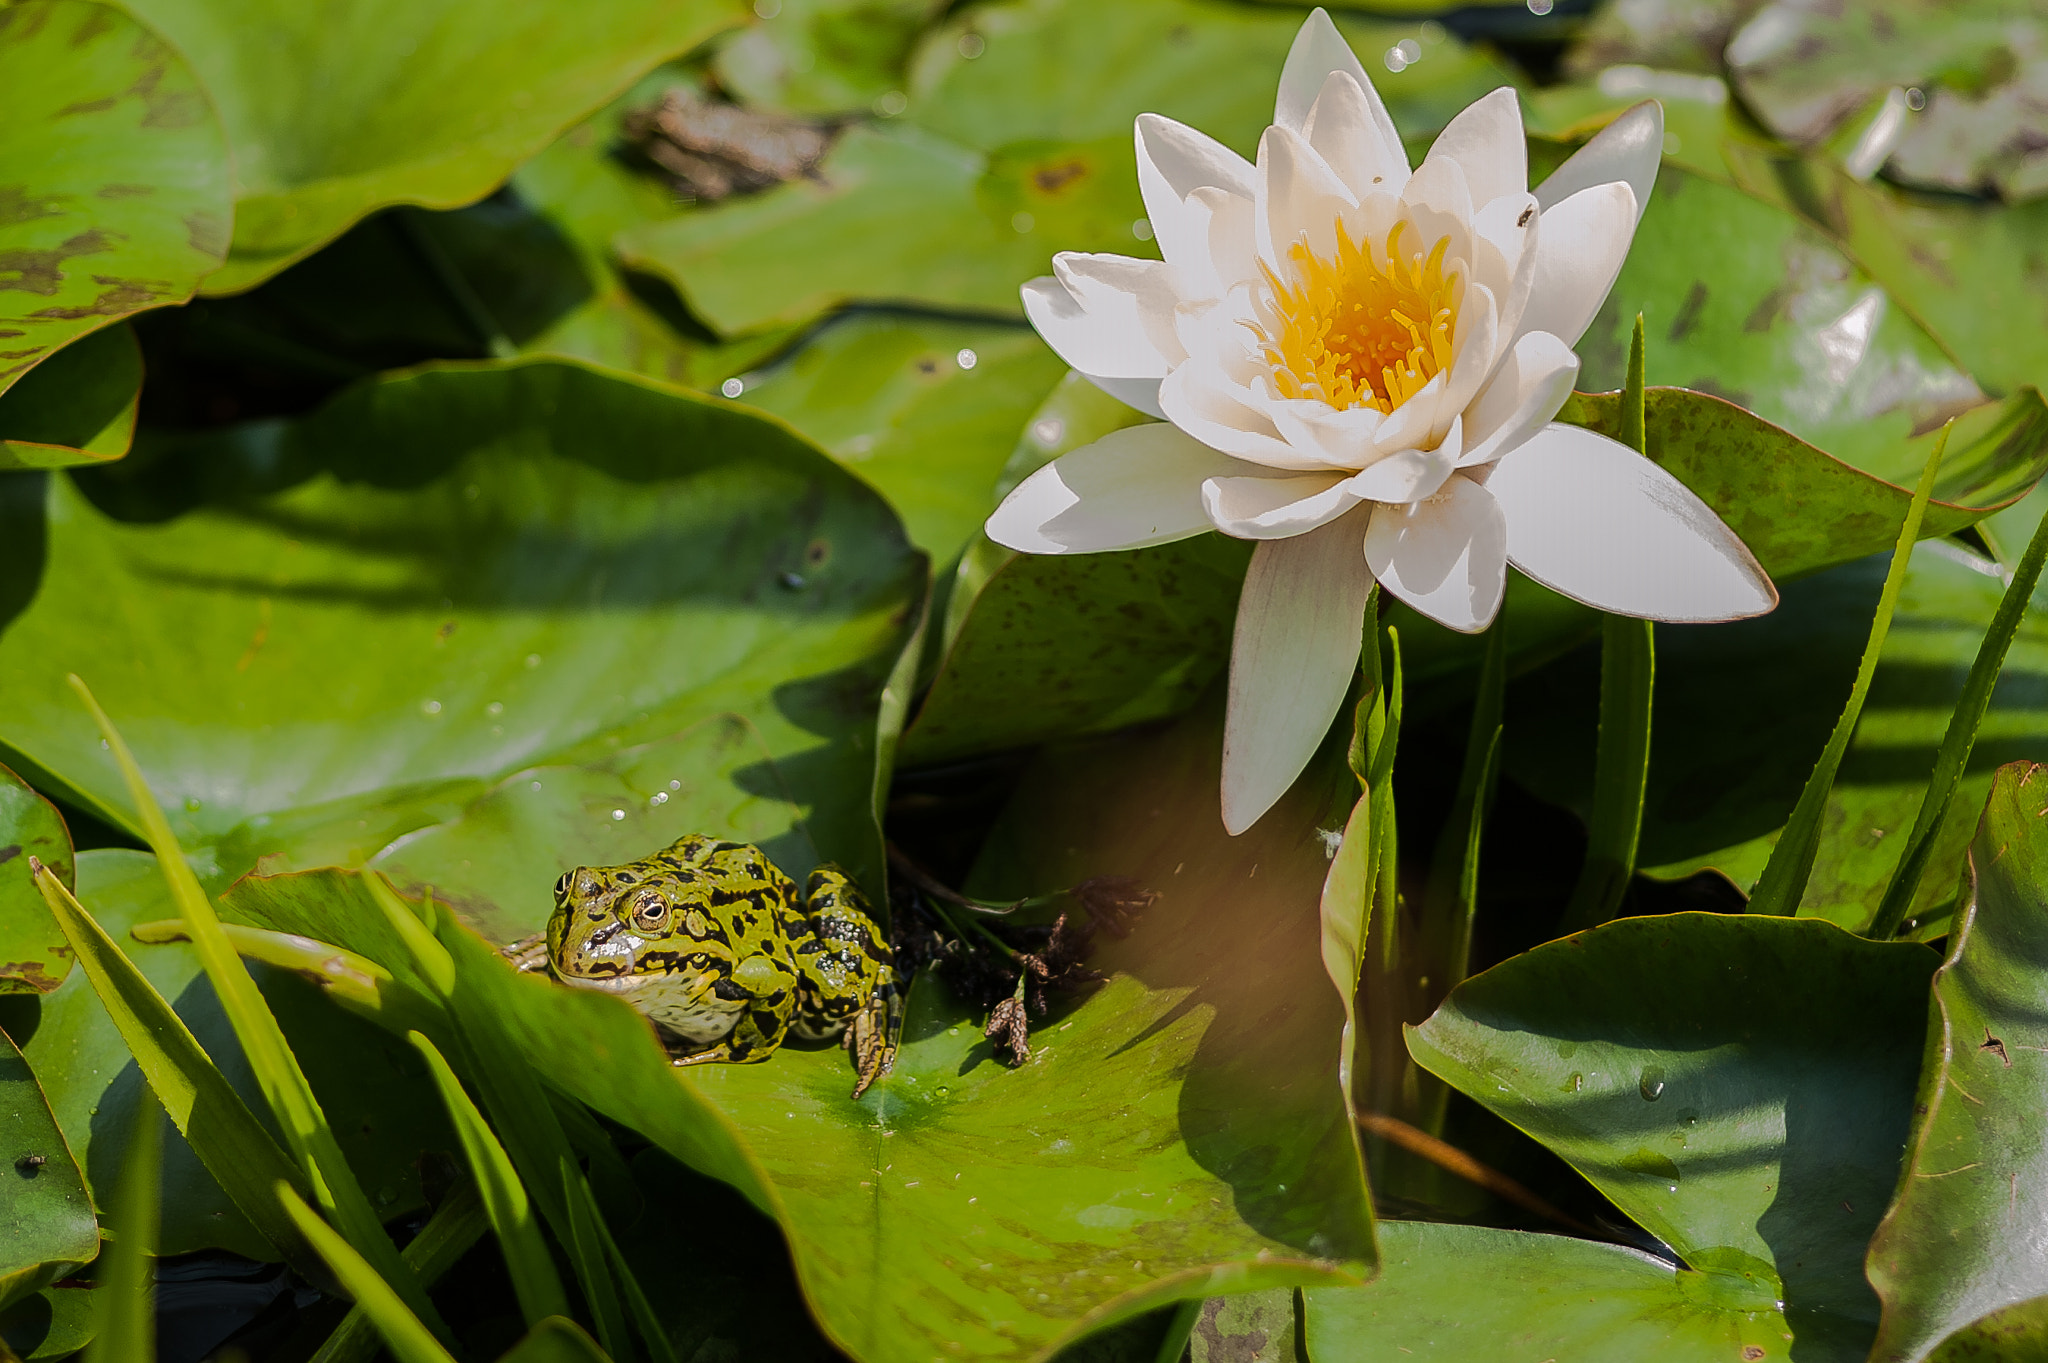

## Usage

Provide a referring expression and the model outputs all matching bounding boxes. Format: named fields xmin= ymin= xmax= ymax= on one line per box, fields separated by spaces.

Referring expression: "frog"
xmin=506 ymin=835 xmax=899 ymax=1098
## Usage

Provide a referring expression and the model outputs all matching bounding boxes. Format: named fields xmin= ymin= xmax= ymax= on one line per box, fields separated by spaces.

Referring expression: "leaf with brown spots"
xmin=0 ymin=762 xmax=73 ymax=996
xmin=0 ymin=0 xmax=228 ymax=398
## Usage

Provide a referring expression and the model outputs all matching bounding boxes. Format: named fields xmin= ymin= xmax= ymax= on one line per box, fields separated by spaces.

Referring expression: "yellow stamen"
xmin=1251 ymin=219 xmax=1462 ymax=415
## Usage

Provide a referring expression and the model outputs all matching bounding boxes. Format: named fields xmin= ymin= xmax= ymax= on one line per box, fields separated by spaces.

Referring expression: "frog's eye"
xmin=632 ymin=895 xmax=671 ymax=931
xmin=553 ymin=872 xmax=572 ymax=901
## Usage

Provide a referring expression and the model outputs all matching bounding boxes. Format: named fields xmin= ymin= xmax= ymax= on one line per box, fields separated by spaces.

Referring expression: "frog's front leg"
xmin=672 ymin=955 xmax=795 ymax=1067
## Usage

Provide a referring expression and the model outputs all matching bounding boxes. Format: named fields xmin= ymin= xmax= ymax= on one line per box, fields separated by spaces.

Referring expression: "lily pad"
xmin=1305 ymin=1222 xmax=1834 ymax=1362
xmin=1572 ymin=162 xmax=1988 ymax=478
xmin=1866 ymin=761 xmax=2048 ymax=1362
xmin=1726 ymin=0 xmax=2048 ymax=200
xmin=0 ymin=1028 xmax=95 ymax=1311
xmin=0 ymin=0 xmax=230 ymax=398
xmin=714 ymin=0 xmax=944 ymax=115
xmin=0 ymin=325 xmax=139 ymax=471
xmin=223 ymin=697 xmax=1376 ymax=1363
xmin=1407 ymin=913 xmax=1939 ymax=1342
xmin=619 ymin=0 xmax=1518 ymax=336
xmin=731 ymin=312 xmax=1066 ymax=558
xmin=0 ymin=763 xmax=73 ymax=996
xmin=1821 ymin=168 xmax=2048 ymax=404
xmin=21 ymin=848 xmax=453 ymax=1259
xmin=124 ymin=0 xmax=744 ymax=293
xmin=0 ymin=359 xmax=921 ymax=893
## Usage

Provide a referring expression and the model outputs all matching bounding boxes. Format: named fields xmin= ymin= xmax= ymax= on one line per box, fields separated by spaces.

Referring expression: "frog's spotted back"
xmin=539 ymin=833 xmax=899 ymax=1097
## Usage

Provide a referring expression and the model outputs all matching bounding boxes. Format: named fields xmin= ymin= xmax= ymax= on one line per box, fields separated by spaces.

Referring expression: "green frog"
xmin=507 ymin=835 xmax=899 ymax=1097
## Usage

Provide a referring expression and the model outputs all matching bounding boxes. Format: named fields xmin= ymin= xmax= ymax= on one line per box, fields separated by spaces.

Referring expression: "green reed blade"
xmin=1869 ymin=457 xmax=2048 ymax=938
xmin=67 ymin=676 xmax=449 ymax=1342
xmin=279 ymin=1184 xmax=458 ymax=1363
xmin=1748 ymin=427 xmax=1950 ymax=917
xmin=83 ymin=1090 xmax=161 ymax=1363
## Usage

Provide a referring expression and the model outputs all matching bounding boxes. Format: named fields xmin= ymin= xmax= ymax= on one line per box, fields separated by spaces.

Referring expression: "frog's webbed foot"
xmin=501 ymin=933 xmax=549 ymax=973
xmin=844 ymin=977 xmax=902 ymax=1100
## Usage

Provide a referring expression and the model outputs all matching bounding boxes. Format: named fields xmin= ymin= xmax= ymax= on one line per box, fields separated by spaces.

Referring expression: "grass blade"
xmin=1868 ymin=469 xmax=2048 ymax=938
xmin=1418 ymin=617 xmax=1506 ymax=1003
xmin=559 ymin=1162 xmax=678 ymax=1363
xmin=500 ymin=1318 xmax=612 ymax=1363
xmin=1748 ymin=427 xmax=1950 ymax=916
xmin=27 ymin=860 xmax=322 ymax=1281
xmin=311 ymin=1182 xmax=489 ymax=1363
xmin=67 ymin=676 xmax=449 ymax=1342
xmin=83 ymin=1089 xmax=161 ymax=1363
xmin=278 ymin=1184 xmax=457 ymax=1363
xmin=1562 ymin=316 xmax=1655 ymax=933
xmin=560 ymin=1158 xmax=632 ymax=1363
xmin=410 ymin=1032 xmax=570 ymax=1327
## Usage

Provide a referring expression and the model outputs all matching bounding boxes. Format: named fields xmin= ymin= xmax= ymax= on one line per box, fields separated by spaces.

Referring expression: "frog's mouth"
xmin=551 ymin=965 xmax=652 ymax=996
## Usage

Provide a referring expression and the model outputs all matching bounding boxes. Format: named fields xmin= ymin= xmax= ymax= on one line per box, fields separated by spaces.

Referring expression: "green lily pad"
xmin=714 ymin=0 xmax=944 ymax=115
xmin=223 ymin=697 xmax=1376 ymax=1363
xmin=0 ymin=763 xmax=73 ymax=996
xmin=0 ymin=324 xmax=138 ymax=471
xmin=124 ymin=0 xmax=745 ymax=293
xmin=619 ymin=0 xmax=1518 ymax=336
xmin=1726 ymin=0 xmax=2048 ymax=200
xmin=0 ymin=0 xmax=230 ymax=398
xmin=1188 ymin=1290 xmax=1296 ymax=1363
xmin=1304 ymin=1222 xmax=1839 ymax=1362
xmin=1407 ymin=913 xmax=1939 ymax=1341
xmin=0 ymin=359 xmax=920 ymax=894
xmin=1561 ymin=0 xmax=1754 ymax=78
xmin=1573 ymin=162 xmax=1988 ymax=478
xmin=1866 ymin=761 xmax=2048 ymax=1362
xmin=0 ymin=1280 xmax=100 ymax=1362
xmin=0 ymin=1029 xmax=95 ymax=1311
xmin=1927 ymin=1296 xmax=2048 ymax=1361
xmin=733 ymin=312 xmax=1066 ymax=557
xmin=21 ymin=848 xmax=453 ymax=1259
xmin=1821 ymin=169 xmax=2048 ymax=403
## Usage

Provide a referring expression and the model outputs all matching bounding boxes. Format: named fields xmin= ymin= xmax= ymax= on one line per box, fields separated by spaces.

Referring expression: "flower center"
xmin=1254 ymin=220 xmax=1461 ymax=414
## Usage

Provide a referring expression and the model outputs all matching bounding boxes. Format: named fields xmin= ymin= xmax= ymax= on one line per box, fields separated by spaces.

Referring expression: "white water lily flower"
xmin=985 ymin=8 xmax=1777 ymax=835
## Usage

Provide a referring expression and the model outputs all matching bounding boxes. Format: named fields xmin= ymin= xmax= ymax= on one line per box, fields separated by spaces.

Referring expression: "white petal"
xmin=1203 ymin=471 xmax=1362 ymax=538
xmin=1258 ymin=125 xmax=1356 ymax=271
xmin=1349 ymin=418 xmax=1461 ymax=502
xmin=1363 ymin=473 xmax=1508 ymax=632
xmin=1021 ymin=255 xmax=1183 ymax=381
xmin=1304 ymin=70 xmax=1408 ymax=199
xmin=1275 ymin=9 xmax=1400 ymax=172
xmin=1422 ymin=88 xmax=1527 ymax=208
xmin=984 ymin=423 xmax=1244 ymax=554
xmin=1395 ymin=155 xmax=1475 ymax=268
xmin=1137 ymin=114 xmax=1256 ymax=273
xmin=1471 ymin=191 xmax=1538 ymax=342
xmin=1269 ymin=399 xmax=1382 ymax=466
xmin=1489 ymin=423 xmax=1777 ymax=621
xmin=1221 ymin=505 xmax=1375 ymax=835
xmin=1372 ymin=369 xmax=1449 ymax=454
xmin=1460 ymin=331 xmax=1580 ymax=464
xmin=1535 ymin=100 xmax=1662 ymax=224
xmin=1437 ymin=280 xmax=1501 ymax=432
xmin=1516 ymin=181 xmax=1637 ymax=349
xmin=1159 ymin=362 xmax=1357 ymax=471
xmin=1179 ymin=186 xmax=1257 ymax=300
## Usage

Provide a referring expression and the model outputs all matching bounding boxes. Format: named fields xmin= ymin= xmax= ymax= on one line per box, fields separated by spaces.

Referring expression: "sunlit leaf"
xmin=1408 ymin=913 xmax=1938 ymax=1349
xmin=0 ymin=763 xmax=73 ymax=996
xmin=122 ymin=0 xmax=745 ymax=292
xmin=1867 ymin=761 xmax=2048 ymax=1361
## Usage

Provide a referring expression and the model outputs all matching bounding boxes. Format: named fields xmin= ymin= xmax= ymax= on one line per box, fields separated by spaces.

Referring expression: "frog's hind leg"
xmin=795 ymin=865 xmax=901 ymax=1098
xmin=843 ymin=974 xmax=900 ymax=1099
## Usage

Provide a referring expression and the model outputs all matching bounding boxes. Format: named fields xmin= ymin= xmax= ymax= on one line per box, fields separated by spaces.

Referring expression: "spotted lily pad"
xmin=0 ymin=763 xmax=74 ymax=996
xmin=0 ymin=0 xmax=229 ymax=398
